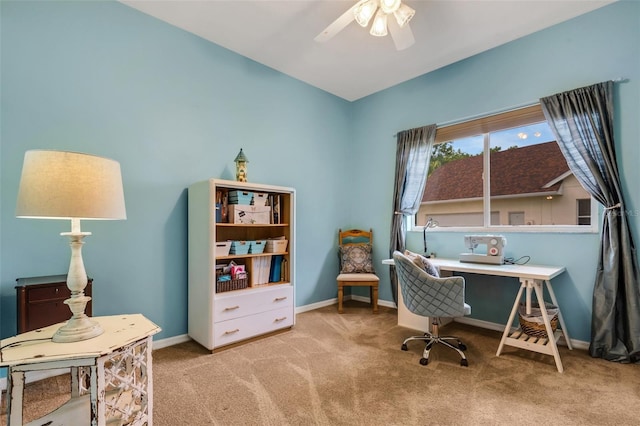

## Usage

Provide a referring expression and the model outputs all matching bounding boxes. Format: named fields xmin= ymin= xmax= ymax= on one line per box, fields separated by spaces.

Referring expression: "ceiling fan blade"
xmin=388 ymin=19 xmax=415 ymax=51
xmin=314 ymin=3 xmax=359 ymax=43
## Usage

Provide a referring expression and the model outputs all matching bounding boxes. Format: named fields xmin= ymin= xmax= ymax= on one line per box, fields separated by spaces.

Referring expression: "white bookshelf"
xmin=188 ymin=179 xmax=295 ymax=351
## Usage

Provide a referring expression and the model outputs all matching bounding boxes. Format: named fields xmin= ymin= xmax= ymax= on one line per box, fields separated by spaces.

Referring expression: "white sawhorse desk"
xmin=384 ymin=258 xmax=573 ymax=372
xmin=0 ymin=314 xmax=161 ymax=425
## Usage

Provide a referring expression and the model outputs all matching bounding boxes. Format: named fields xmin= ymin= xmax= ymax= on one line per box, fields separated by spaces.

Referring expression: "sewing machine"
xmin=459 ymin=235 xmax=507 ymax=265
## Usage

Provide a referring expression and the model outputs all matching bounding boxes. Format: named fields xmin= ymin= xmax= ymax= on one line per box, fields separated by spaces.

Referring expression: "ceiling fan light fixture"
xmin=370 ymin=9 xmax=388 ymax=37
xmin=316 ymin=0 xmax=416 ymax=50
xmin=380 ymin=0 xmax=402 ymax=14
xmin=394 ymin=3 xmax=415 ymax=28
xmin=354 ymin=0 xmax=378 ymax=27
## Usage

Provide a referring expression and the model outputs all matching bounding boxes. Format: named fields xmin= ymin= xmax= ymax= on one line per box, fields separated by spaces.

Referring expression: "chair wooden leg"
xmin=338 ymin=283 xmax=344 ymax=313
xmin=372 ymin=285 xmax=379 ymax=313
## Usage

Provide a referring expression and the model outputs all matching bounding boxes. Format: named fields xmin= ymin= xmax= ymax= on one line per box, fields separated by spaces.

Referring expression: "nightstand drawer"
xmin=27 ymin=284 xmax=70 ymax=301
xmin=25 ymin=300 xmax=71 ymax=331
xmin=16 ymin=274 xmax=93 ymax=334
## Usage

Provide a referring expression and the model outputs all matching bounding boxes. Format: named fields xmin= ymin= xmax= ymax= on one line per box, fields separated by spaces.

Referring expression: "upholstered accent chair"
xmin=337 ymin=229 xmax=379 ymax=314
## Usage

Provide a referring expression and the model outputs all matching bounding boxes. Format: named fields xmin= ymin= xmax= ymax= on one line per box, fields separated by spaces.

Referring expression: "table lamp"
xmin=16 ymin=150 xmax=126 ymax=343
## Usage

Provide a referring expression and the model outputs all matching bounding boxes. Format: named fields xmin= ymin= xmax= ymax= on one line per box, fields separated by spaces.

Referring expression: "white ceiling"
xmin=120 ymin=0 xmax=616 ymax=101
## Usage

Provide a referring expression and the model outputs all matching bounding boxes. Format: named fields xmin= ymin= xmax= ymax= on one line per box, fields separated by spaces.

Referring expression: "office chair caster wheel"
xmin=401 ymin=343 xmax=408 ymax=351
xmin=420 ymin=358 xmax=429 ymax=366
xmin=458 ymin=343 xmax=467 ymax=351
xmin=460 ymin=359 xmax=468 ymax=367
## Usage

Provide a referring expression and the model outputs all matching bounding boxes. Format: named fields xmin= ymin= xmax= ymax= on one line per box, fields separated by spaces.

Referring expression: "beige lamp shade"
xmin=16 ymin=150 xmax=127 ymax=220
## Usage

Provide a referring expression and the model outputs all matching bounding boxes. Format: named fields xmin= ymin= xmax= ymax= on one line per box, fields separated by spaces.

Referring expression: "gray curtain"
xmin=389 ymin=124 xmax=436 ymax=305
xmin=540 ymin=81 xmax=640 ymax=363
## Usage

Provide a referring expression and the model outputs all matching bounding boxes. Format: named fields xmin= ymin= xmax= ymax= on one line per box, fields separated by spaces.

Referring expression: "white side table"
xmin=0 ymin=314 xmax=161 ymax=425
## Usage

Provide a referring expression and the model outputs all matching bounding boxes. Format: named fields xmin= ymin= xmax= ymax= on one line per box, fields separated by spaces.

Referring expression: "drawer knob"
xmin=274 ymin=297 xmax=287 ymax=302
xmin=275 ymin=317 xmax=287 ymax=322
xmin=224 ymin=329 xmax=240 ymax=335
xmin=224 ymin=305 xmax=240 ymax=311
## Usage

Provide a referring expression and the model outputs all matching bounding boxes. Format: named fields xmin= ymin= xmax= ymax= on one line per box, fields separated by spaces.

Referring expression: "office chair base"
xmin=401 ymin=333 xmax=469 ymax=367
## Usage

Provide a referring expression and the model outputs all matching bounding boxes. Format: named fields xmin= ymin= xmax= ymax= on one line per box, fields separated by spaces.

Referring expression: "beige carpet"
xmin=3 ymin=301 xmax=640 ymax=425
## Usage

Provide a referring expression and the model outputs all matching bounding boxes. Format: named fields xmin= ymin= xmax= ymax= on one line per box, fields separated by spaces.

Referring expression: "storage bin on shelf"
xmin=249 ymin=240 xmax=266 ymax=254
xmin=518 ymin=302 xmax=559 ymax=338
xmin=228 ymin=190 xmax=253 ymax=205
xmin=229 ymin=240 xmax=250 ymax=255
xmin=214 ymin=241 xmax=231 ymax=257
xmin=228 ymin=205 xmax=271 ymax=224
xmin=252 ymin=192 xmax=268 ymax=206
xmin=266 ymin=239 xmax=288 ymax=253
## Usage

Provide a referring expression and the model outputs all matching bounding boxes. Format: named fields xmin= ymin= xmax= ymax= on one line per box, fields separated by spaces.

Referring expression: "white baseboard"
xmin=296 ymin=298 xmax=338 ymax=313
xmin=351 ymin=294 xmax=396 ymax=309
xmin=295 ymin=294 xmax=400 ymax=313
xmin=152 ymin=333 xmax=191 ymax=350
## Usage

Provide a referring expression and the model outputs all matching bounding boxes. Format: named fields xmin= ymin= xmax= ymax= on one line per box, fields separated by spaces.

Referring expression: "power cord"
xmin=504 ymin=255 xmax=531 ymax=265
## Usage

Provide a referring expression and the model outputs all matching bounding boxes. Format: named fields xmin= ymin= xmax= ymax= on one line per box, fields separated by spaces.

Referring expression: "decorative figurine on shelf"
xmin=234 ymin=148 xmax=249 ymax=182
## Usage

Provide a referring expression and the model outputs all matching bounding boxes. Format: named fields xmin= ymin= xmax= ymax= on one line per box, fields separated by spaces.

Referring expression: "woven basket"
xmin=216 ymin=277 xmax=248 ymax=293
xmin=518 ymin=302 xmax=559 ymax=338
xmin=216 ymin=266 xmax=249 ymax=293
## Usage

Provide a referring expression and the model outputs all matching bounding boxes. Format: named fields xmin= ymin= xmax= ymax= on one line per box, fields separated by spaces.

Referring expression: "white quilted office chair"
xmin=393 ymin=251 xmax=471 ymax=366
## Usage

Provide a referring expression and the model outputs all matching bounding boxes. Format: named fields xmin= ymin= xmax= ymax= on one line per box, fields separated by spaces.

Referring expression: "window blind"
xmin=434 ymin=104 xmax=546 ymax=143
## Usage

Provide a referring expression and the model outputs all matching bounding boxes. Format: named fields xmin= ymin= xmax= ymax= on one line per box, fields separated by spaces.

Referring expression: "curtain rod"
xmin=392 ymin=77 xmax=628 ymax=137
xmin=392 ymin=101 xmax=538 ymax=138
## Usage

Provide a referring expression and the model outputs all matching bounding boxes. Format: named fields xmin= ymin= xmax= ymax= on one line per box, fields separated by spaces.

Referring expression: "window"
xmin=577 ymin=199 xmax=591 ymax=225
xmin=509 ymin=212 xmax=525 ymax=226
xmin=415 ymin=105 xmax=597 ymax=232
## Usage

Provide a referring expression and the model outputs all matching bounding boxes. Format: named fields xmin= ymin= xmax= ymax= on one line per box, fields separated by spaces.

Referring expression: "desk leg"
xmin=498 ymin=278 xmax=566 ymax=372
xmin=533 ymin=282 xmax=564 ymax=373
xmin=545 ymin=280 xmax=573 ymax=350
xmin=497 ymin=282 xmax=526 ymax=356
xmin=6 ymin=369 xmax=25 ymax=426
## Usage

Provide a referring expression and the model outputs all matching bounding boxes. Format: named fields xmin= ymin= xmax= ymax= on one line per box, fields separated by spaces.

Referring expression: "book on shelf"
xmin=269 ymin=255 xmax=283 ymax=283
xmin=268 ymin=194 xmax=281 ymax=224
xmin=281 ymin=258 xmax=288 ymax=282
xmin=251 ymin=256 xmax=271 ymax=286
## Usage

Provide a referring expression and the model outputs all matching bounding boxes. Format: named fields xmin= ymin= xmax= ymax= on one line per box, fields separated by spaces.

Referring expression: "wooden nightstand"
xmin=15 ymin=274 xmax=93 ymax=334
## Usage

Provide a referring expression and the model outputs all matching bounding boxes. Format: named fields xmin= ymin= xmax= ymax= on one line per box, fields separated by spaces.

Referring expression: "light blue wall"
xmin=1 ymin=0 xmax=638 ymax=359
xmin=0 ymin=0 xmax=351 ymax=342
xmin=350 ymin=0 xmax=640 ymax=342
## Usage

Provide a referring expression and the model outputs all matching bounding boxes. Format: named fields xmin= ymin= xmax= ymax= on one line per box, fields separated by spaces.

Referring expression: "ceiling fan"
xmin=315 ymin=0 xmax=416 ymax=51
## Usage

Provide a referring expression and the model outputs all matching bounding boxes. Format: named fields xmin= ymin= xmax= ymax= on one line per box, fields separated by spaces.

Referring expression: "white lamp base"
xmin=53 ymin=219 xmax=104 ymax=343
xmin=53 ymin=302 xmax=104 ymax=343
